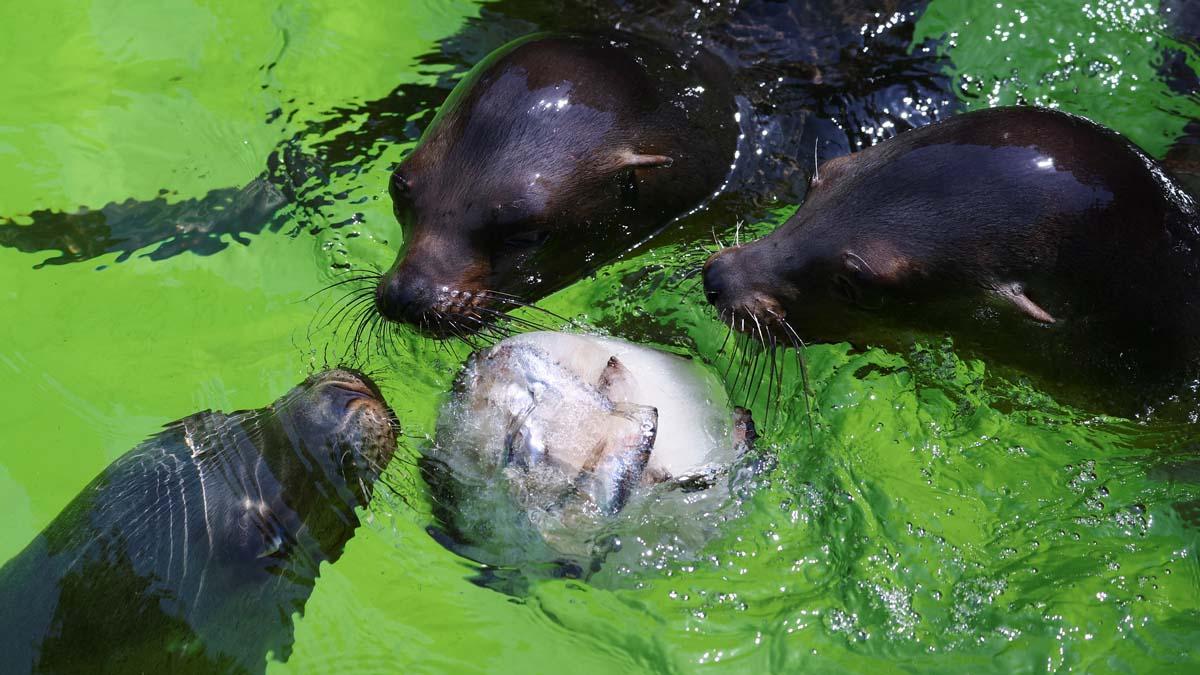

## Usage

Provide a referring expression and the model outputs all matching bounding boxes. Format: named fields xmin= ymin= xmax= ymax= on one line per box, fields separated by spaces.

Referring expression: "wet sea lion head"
xmin=375 ymin=33 xmax=737 ymax=336
xmin=268 ymin=369 xmax=398 ymax=505
xmin=702 ymin=106 xmax=1198 ymax=374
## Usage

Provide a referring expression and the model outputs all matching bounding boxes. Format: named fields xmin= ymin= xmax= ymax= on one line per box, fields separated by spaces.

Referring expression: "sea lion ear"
xmin=617 ymin=151 xmax=674 ymax=170
xmin=994 ymin=282 xmax=1057 ymax=324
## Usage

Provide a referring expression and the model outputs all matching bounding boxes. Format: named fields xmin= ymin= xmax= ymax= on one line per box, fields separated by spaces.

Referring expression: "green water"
xmin=1 ymin=0 xmax=1199 ymax=672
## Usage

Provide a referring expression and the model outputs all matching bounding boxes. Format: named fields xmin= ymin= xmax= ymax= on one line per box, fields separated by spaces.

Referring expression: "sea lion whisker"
xmin=368 ymin=314 xmax=388 ymax=358
xmin=769 ymin=311 xmax=814 ymax=438
xmin=471 ymin=306 xmax=551 ymax=333
xmin=389 ymin=320 xmax=407 ymax=358
xmin=349 ymin=306 xmax=378 ymax=361
xmin=812 ymin=136 xmax=820 ymax=182
xmin=317 ymin=291 xmax=375 ymax=334
xmin=309 ymin=287 xmax=373 ymax=334
xmin=731 ymin=331 xmax=755 ymax=397
xmin=446 ymin=315 xmax=484 ymax=350
xmin=457 ymin=313 xmax=507 ymax=348
xmin=721 ymin=327 xmax=739 ymax=379
xmin=378 ymin=315 xmax=397 ymax=358
xmin=717 ymin=310 xmax=734 ymax=355
xmin=749 ymin=317 xmax=769 ymax=409
xmin=424 ymin=312 xmax=455 ymax=355
xmin=440 ymin=313 xmax=481 ymax=351
xmin=475 ymin=321 xmax=518 ymax=345
xmin=337 ymin=301 xmax=375 ymax=351
xmin=733 ymin=332 xmax=751 ymax=397
xmin=466 ymin=304 xmax=552 ymax=334
xmin=476 ymin=292 xmax=572 ymax=324
xmin=376 ymin=317 xmax=392 ymax=358
xmin=751 ymin=313 xmax=768 ymax=351
xmin=711 ymin=226 xmax=726 ymax=250
xmin=300 ymin=274 xmax=381 ymax=302
xmin=771 ymin=347 xmax=783 ymax=426
xmin=749 ymin=336 xmax=769 ymax=408
xmin=325 ymin=299 xmax=377 ymax=347
xmin=418 ymin=311 xmax=431 ymax=342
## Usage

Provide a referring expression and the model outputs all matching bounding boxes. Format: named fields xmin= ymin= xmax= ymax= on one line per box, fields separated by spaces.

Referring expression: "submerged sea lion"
xmin=425 ymin=332 xmax=756 ymax=565
xmin=373 ymin=33 xmax=739 ymax=335
xmin=0 ymin=370 xmax=397 ymax=674
xmin=702 ymin=106 xmax=1200 ymax=413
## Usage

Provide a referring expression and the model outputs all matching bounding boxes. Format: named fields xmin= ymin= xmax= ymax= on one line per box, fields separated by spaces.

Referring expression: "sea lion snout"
xmin=375 ymin=243 xmax=487 ymax=333
xmin=298 ymin=370 xmax=397 ymax=496
xmin=702 ymin=246 xmax=745 ymax=307
xmin=703 ymin=246 xmax=787 ymax=328
xmin=375 ymin=264 xmax=436 ymax=324
xmin=306 ymin=369 xmax=393 ymax=422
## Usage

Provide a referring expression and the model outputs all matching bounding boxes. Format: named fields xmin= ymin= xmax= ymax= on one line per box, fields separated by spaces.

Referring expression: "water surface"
xmin=1 ymin=0 xmax=1198 ymax=672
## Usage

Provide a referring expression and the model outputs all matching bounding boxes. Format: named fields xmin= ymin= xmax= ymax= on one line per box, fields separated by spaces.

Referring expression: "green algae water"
xmin=1 ymin=0 xmax=1199 ymax=672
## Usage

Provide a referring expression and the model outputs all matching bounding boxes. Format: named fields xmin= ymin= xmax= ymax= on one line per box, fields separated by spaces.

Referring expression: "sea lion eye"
xmin=389 ymin=171 xmax=411 ymax=201
xmin=503 ymin=230 xmax=550 ymax=249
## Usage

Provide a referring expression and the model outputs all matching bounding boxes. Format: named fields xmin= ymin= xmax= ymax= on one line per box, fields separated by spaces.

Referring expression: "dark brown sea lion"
xmin=702 ymin=106 xmax=1200 ymax=413
xmin=0 ymin=370 xmax=397 ymax=674
xmin=373 ymin=32 xmax=739 ymax=335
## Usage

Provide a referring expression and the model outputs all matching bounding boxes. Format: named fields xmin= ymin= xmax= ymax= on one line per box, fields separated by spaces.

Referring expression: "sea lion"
xmin=424 ymin=332 xmax=757 ymax=565
xmin=0 ymin=369 xmax=397 ymax=675
xmin=702 ymin=106 xmax=1200 ymax=414
xmin=372 ymin=32 xmax=739 ymax=336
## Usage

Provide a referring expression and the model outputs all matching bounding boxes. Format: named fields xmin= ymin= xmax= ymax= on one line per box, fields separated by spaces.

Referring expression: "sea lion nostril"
xmin=374 ymin=272 xmax=435 ymax=324
xmin=319 ymin=381 xmax=377 ymax=416
xmin=327 ymin=379 xmax=375 ymax=400
xmin=317 ymin=369 xmax=383 ymax=398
